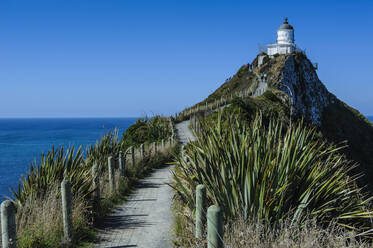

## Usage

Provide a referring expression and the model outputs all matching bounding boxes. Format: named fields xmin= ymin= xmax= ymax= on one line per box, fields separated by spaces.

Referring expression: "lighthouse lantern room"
xmin=267 ymin=18 xmax=296 ymax=56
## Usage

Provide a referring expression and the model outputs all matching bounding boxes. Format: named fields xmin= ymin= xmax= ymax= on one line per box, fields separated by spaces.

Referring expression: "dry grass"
xmin=14 ymin=186 xmax=90 ymax=248
xmin=173 ymin=197 xmax=370 ymax=248
xmin=223 ymin=218 xmax=369 ymax=248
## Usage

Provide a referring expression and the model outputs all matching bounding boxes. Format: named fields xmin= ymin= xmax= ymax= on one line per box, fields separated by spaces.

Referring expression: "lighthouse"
xmin=267 ymin=18 xmax=296 ymax=56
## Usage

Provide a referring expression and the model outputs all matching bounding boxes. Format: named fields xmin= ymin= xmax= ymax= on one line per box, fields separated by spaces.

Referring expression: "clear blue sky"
xmin=1 ymin=0 xmax=372 ymax=117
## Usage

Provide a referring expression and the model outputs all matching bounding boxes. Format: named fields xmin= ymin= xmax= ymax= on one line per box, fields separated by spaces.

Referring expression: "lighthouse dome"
xmin=277 ymin=18 xmax=294 ymax=44
xmin=278 ymin=18 xmax=294 ymax=30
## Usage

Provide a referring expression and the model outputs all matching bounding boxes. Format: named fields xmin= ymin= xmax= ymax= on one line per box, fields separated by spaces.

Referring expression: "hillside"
xmin=194 ymin=51 xmax=373 ymax=190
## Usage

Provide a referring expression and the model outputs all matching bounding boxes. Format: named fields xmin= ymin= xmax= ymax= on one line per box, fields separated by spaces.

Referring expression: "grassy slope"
xmin=322 ymin=98 xmax=373 ymax=189
xmin=120 ymin=116 xmax=172 ymax=148
xmin=192 ymin=63 xmax=257 ymax=108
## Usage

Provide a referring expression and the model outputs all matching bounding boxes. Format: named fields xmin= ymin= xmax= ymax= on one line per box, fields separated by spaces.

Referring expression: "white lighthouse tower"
xmin=267 ymin=18 xmax=296 ymax=56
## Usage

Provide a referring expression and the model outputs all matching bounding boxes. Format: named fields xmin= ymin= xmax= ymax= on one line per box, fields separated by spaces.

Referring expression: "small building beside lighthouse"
xmin=267 ymin=18 xmax=296 ymax=56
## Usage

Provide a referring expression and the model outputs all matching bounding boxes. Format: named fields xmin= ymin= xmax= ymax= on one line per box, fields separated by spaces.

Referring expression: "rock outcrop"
xmin=259 ymin=52 xmax=335 ymax=126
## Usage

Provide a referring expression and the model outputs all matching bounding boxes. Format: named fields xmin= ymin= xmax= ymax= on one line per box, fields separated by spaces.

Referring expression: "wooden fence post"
xmin=197 ymin=118 xmax=200 ymax=136
xmin=161 ymin=139 xmax=165 ymax=150
xmin=118 ymin=151 xmax=125 ymax=178
xmin=108 ymin=156 xmax=115 ymax=194
xmin=207 ymin=205 xmax=223 ymax=248
xmin=92 ymin=163 xmax=100 ymax=212
xmin=1 ymin=200 xmax=16 ymax=248
xmin=61 ymin=179 xmax=73 ymax=246
xmin=140 ymin=144 xmax=145 ymax=159
xmin=131 ymin=146 xmax=135 ymax=166
xmin=154 ymin=142 xmax=157 ymax=153
xmin=195 ymin=184 xmax=206 ymax=238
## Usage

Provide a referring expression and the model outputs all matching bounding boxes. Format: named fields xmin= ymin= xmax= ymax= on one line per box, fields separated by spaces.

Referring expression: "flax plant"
xmin=173 ymin=113 xmax=373 ymax=236
xmin=86 ymin=129 xmax=122 ymax=172
xmin=13 ymin=146 xmax=92 ymax=205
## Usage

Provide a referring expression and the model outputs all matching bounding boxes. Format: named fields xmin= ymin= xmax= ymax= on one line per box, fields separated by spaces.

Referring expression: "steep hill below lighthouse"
xmin=195 ymin=51 xmax=373 ymax=190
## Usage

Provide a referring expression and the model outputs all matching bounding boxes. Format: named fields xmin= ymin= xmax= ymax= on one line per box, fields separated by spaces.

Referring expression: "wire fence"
xmin=174 ymin=73 xmax=269 ymax=123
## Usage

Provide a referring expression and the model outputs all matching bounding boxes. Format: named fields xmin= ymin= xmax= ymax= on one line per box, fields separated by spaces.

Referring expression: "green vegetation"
xmin=13 ymin=146 xmax=91 ymax=205
xmin=174 ymin=113 xmax=372 ymax=231
xmin=120 ymin=116 xmax=172 ymax=148
xmin=196 ymin=64 xmax=256 ymax=106
xmin=226 ymin=88 xmax=289 ymax=122
xmin=172 ymin=113 xmax=373 ymax=246
xmin=322 ymin=98 xmax=373 ymax=190
xmin=1 ymin=115 xmax=175 ymax=248
xmin=85 ymin=129 xmax=121 ymax=174
xmin=173 ymin=192 xmax=370 ymax=248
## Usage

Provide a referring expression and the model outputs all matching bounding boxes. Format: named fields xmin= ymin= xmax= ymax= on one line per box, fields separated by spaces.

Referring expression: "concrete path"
xmin=252 ymin=72 xmax=268 ymax=97
xmin=175 ymin=120 xmax=196 ymax=144
xmin=93 ymin=120 xmax=194 ymax=248
xmin=94 ymin=167 xmax=174 ymax=248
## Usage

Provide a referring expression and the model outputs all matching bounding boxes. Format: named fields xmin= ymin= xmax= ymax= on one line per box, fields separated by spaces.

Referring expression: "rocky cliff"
xmin=261 ymin=53 xmax=335 ymax=126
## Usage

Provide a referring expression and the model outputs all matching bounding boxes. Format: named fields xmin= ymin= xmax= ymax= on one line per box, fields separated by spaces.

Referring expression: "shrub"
xmin=86 ymin=129 xmax=121 ymax=173
xmin=12 ymin=146 xmax=92 ymax=205
xmin=120 ymin=115 xmax=172 ymax=148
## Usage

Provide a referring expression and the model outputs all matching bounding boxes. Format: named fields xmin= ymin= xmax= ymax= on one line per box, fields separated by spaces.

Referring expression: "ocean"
xmin=0 ymin=118 xmax=137 ymax=200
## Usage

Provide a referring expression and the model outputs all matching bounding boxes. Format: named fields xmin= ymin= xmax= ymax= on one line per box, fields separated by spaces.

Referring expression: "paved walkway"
xmin=93 ymin=120 xmax=194 ymax=248
xmin=175 ymin=120 xmax=196 ymax=144
xmin=252 ymin=72 xmax=268 ymax=97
